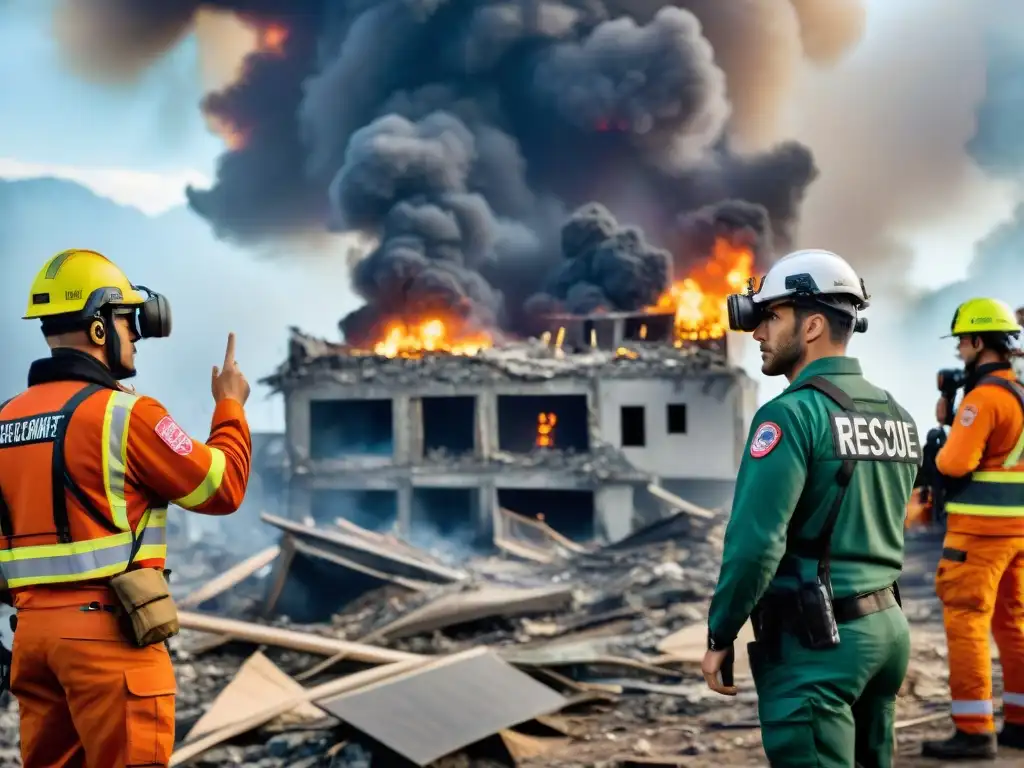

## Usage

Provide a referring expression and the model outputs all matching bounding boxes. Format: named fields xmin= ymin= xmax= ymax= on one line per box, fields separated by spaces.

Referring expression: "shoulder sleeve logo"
xmin=154 ymin=415 xmax=194 ymax=456
xmin=959 ymin=404 xmax=978 ymax=427
xmin=750 ymin=421 xmax=783 ymax=458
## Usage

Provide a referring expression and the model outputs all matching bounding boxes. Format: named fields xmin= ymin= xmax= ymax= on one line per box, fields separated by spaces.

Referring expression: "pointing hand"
xmin=211 ymin=332 xmax=250 ymax=406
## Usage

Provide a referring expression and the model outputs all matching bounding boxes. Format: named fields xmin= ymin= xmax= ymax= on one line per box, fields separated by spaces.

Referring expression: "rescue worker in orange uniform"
xmin=0 ymin=249 xmax=253 ymax=767
xmin=915 ymin=297 xmax=1024 ymax=760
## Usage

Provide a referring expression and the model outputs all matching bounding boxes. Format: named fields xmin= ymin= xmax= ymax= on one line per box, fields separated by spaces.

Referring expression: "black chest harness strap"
xmin=785 ymin=376 xmax=859 ymax=583
xmin=770 ymin=376 xmax=901 ymax=621
xmin=0 ymin=383 xmax=121 ymax=548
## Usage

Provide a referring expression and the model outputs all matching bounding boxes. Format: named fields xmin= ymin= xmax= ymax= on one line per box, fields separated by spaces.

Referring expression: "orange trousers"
xmin=9 ymin=587 xmax=176 ymax=767
xmin=935 ymin=531 xmax=1024 ymax=734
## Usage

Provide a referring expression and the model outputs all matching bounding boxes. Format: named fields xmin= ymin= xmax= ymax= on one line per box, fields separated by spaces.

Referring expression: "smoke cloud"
xmin=50 ymin=0 xmax=873 ymax=344
xmin=789 ymin=0 xmax=1005 ymax=293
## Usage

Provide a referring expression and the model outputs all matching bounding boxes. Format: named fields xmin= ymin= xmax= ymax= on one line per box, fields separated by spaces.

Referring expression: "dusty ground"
xmin=0 ymin=528 xmax=1020 ymax=767
xmin=515 ymin=527 xmax=1024 ymax=767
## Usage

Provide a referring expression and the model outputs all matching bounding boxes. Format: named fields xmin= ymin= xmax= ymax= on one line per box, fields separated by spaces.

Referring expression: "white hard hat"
xmin=753 ymin=249 xmax=870 ymax=311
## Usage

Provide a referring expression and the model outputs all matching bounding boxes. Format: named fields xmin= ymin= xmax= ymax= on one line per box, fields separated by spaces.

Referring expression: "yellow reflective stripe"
xmin=1005 ymin=427 xmax=1024 ymax=468
xmin=0 ymin=531 xmax=132 ymax=562
xmin=0 ymin=508 xmax=168 ymax=587
xmin=133 ymin=510 xmax=168 ymax=563
xmin=945 ymin=502 xmax=1024 ymax=518
xmin=101 ymin=391 xmax=138 ymax=531
xmin=0 ymin=532 xmax=134 ymax=587
xmin=972 ymin=471 xmax=1024 ymax=483
xmin=173 ymin=447 xmax=226 ymax=510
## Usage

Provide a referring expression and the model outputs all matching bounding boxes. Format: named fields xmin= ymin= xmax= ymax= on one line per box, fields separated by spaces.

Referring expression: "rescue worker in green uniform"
xmin=700 ymin=249 xmax=920 ymax=768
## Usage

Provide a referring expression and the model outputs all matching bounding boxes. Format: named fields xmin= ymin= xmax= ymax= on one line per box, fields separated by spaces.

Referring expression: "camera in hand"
xmin=937 ymin=368 xmax=965 ymax=400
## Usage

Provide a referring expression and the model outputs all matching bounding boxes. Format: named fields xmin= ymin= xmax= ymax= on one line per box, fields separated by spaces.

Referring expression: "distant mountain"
xmin=0 ymin=176 xmax=353 ymax=432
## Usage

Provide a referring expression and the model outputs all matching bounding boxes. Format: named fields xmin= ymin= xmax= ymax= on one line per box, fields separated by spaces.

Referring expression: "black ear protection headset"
xmin=727 ymin=274 xmax=869 ymax=334
xmin=40 ymin=285 xmax=172 ymax=380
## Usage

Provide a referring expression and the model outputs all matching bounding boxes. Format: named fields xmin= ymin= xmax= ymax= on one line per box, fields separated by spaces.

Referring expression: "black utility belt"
xmin=752 ymin=584 xmax=899 ymax=652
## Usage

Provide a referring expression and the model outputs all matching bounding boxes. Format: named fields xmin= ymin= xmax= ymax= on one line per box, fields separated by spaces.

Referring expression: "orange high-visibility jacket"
xmin=937 ymin=366 xmax=1024 ymax=536
xmin=0 ymin=352 xmax=252 ymax=596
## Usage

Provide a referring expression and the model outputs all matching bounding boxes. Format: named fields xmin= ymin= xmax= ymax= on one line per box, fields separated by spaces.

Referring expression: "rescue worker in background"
xmin=0 ymin=249 xmax=252 ymax=767
xmin=702 ymin=249 xmax=919 ymax=768
xmin=910 ymin=297 xmax=1024 ymax=760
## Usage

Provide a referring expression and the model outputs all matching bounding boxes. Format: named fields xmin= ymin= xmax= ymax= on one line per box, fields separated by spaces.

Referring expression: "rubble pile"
xmin=0 ymin=522 xmax=1005 ymax=767
xmin=151 ymin=510 xmax=746 ymax=767
xmin=262 ymin=329 xmax=740 ymax=392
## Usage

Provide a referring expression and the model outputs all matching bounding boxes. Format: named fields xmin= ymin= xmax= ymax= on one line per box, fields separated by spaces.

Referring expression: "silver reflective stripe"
xmin=102 ymin=391 xmax=137 ymax=531
xmin=1004 ymin=692 xmax=1024 ymax=707
xmin=137 ymin=523 xmax=167 ymax=549
xmin=951 ymin=700 xmax=993 ymax=716
xmin=0 ymin=538 xmax=132 ymax=584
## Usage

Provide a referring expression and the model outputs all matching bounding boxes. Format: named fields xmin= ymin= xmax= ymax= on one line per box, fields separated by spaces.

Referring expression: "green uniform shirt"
xmin=707 ymin=356 xmax=920 ymax=645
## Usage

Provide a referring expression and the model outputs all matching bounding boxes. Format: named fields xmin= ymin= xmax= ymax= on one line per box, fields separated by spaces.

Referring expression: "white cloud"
xmin=0 ymin=156 xmax=210 ymax=215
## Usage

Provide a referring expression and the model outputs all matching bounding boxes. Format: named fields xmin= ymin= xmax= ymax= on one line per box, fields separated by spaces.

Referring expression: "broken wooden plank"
xmin=262 ymin=534 xmax=297 ymax=618
xmin=360 ymin=584 xmax=575 ymax=643
xmin=895 ymin=712 xmax=950 ymax=730
xmin=186 ymin=651 xmax=323 ymax=740
xmin=177 ymin=611 xmax=424 ymax=664
xmin=645 ymin=484 xmax=716 ymax=519
xmin=261 ymin=513 xmax=466 ymax=584
xmin=170 ymin=656 xmax=428 ymax=765
xmin=178 ymin=545 xmax=280 ymax=609
xmin=290 ymin=538 xmax=435 ymax=591
xmin=317 ymin=648 xmax=568 ymax=767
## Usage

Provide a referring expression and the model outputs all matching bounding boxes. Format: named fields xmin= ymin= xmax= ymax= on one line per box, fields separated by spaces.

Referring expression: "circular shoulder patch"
xmin=959 ymin=404 xmax=978 ymax=427
xmin=750 ymin=421 xmax=783 ymax=458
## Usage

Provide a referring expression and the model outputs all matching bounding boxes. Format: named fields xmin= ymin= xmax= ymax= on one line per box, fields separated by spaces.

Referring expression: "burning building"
xmin=262 ymin=208 xmax=758 ymax=545
xmin=50 ymin=2 xmax=868 ymax=541
xmin=263 ymin=326 xmax=755 ymax=545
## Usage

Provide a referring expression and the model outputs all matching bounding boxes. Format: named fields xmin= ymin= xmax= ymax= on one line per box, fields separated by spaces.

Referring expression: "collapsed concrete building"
xmin=261 ymin=310 xmax=758 ymax=545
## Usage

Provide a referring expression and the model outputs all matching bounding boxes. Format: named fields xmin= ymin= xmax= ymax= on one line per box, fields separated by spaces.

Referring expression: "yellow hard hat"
xmin=23 ymin=249 xmax=147 ymax=321
xmin=947 ymin=297 xmax=1022 ymax=337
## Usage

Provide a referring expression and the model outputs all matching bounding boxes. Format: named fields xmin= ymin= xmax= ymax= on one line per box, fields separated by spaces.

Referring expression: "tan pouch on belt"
xmin=109 ymin=568 xmax=180 ymax=647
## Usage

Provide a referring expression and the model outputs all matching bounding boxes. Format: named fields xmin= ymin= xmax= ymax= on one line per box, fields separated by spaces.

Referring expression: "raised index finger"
xmin=224 ymin=332 xmax=236 ymax=368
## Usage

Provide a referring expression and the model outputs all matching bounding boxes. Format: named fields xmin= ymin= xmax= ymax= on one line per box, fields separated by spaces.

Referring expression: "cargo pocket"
xmin=758 ymin=696 xmax=821 ymax=767
xmin=124 ymin=664 xmax=176 ymax=766
xmin=934 ymin=551 xmax=994 ymax=613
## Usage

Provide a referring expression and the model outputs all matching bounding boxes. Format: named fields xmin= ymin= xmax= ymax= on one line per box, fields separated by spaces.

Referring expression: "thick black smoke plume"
xmin=55 ymin=1 xmax=870 ymax=341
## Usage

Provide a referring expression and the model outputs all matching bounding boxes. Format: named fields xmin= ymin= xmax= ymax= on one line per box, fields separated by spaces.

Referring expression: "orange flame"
xmin=536 ymin=413 xmax=558 ymax=448
xmin=371 ymin=318 xmax=492 ymax=358
xmin=259 ymin=23 xmax=289 ymax=55
xmin=652 ymin=238 xmax=754 ymax=341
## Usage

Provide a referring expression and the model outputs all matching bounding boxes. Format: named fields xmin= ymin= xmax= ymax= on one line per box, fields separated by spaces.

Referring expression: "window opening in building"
xmin=498 ymin=488 xmax=595 ymax=542
xmin=621 ymin=405 xmax=646 ymax=447
xmin=666 ymin=403 xmax=688 ymax=434
xmin=422 ymin=396 xmax=475 ymax=454
xmin=498 ymin=394 xmax=588 ymax=452
xmin=309 ymin=399 xmax=393 ymax=458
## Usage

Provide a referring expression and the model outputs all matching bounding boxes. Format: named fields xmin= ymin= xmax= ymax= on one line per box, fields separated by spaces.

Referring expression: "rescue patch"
xmin=829 ymin=412 xmax=921 ymax=465
xmin=155 ymin=415 xmax=193 ymax=456
xmin=959 ymin=404 xmax=978 ymax=427
xmin=750 ymin=421 xmax=783 ymax=458
xmin=0 ymin=412 xmax=64 ymax=448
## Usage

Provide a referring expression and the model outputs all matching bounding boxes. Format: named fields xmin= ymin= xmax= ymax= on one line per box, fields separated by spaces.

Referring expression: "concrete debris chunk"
xmin=316 ymin=648 xmax=568 ymax=766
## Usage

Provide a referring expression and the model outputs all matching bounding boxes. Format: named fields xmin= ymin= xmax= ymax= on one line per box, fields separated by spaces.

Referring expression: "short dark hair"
xmin=793 ymin=300 xmax=855 ymax=344
xmin=969 ymin=331 xmax=1017 ymax=357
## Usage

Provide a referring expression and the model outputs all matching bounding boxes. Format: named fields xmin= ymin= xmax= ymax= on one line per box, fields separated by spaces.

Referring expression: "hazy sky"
xmin=0 ymin=0 xmax=1016 ymax=434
